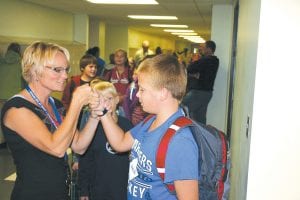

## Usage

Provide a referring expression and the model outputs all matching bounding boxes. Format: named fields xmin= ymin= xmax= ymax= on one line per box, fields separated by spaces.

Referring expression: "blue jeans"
xmin=182 ymin=89 xmax=212 ymax=124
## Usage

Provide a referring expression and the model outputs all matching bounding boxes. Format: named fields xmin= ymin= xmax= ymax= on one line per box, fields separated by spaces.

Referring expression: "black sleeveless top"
xmin=1 ymin=96 xmax=69 ymax=200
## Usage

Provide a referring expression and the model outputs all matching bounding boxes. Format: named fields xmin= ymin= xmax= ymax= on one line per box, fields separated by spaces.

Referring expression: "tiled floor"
xmin=0 ymin=145 xmax=15 ymax=200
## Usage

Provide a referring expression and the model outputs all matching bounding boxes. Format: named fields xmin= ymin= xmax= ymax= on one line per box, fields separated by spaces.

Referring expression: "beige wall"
xmin=0 ymin=0 xmax=73 ymax=41
xmin=128 ymin=29 xmax=177 ymax=58
xmin=0 ymin=0 xmax=86 ymax=100
xmin=210 ymin=4 xmax=234 ymax=130
xmin=105 ymin=24 xmax=129 ymax=61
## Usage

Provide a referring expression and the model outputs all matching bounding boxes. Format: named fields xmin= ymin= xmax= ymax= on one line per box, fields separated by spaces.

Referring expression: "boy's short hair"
xmin=137 ymin=54 xmax=187 ymax=101
xmin=80 ymin=54 xmax=97 ymax=71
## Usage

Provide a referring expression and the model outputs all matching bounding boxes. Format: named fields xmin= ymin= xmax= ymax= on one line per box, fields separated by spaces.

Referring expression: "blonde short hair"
xmin=137 ymin=54 xmax=187 ymax=101
xmin=22 ymin=41 xmax=70 ymax=83
xmin=90 ymin=79 xmax=118 ymax=97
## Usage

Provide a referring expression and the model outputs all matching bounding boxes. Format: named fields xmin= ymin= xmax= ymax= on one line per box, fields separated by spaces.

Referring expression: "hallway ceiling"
xmin=22 ymin=0 xmax=233 ymax=41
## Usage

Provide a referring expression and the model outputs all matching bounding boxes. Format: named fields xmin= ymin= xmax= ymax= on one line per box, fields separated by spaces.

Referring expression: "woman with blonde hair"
xmin=1 ymin=41 xmax=101 ymax=200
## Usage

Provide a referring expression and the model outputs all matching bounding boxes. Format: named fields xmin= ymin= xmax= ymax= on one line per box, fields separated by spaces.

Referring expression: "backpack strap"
xmin=156 ymin=116 xmax=193 ymax=193
xmin=207 ymin=125 xmax=229 ymax=200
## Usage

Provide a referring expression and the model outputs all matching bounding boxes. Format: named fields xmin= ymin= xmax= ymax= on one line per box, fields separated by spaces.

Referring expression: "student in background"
xmin=61 ymin=54 xmax=98 ymax=110
xmin=103 ymin=53 xmax=115 ymax=74
xmin=103 ymin=48 xmax=132 ymax=116
xmin=155 ymin=46 xmax=162 ymax=55
xmin=78 ymin=80 xmax=133 ymax=200
xmin=86 ymin=46 xmax=105 ymax=77
xmin=96 ymin=54 xmax=199 ymax=200
xmin=177 ymin=47 xmax=192 ymax=68
xmin=0 ymin=42 xmax=24 ymax=99
xmin=134 ymin=40 xmax=154 ymax=66
xmin=122 ymin=69 xmax=148 ymax=125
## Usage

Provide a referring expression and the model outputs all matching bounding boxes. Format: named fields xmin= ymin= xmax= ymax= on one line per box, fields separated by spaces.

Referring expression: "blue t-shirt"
xmin=128 ymin=109 xmax=198 ymax=200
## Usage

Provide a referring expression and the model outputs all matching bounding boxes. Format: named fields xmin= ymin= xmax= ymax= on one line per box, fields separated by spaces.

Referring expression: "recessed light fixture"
xmin=150 ymin=24 xmax=188 ymax=28
xmin=171 ymin=32 xmax=198 ymax=36
xmin=128 ymin=15 xmax=177 ymax=20
xmin=86 ymin=0 xmax=158 ymax=4
xmin=179 ymin=36 xmax=205 ymax=43
xmin=163 ymin=29 xmax=194 ymax=32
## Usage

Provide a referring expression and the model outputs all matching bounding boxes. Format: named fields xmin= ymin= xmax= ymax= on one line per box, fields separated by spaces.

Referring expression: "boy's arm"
xmin=174 ymin=180 xmax=198 ymax=200
xmin=100 ymin=113 xmax=134 ymax=152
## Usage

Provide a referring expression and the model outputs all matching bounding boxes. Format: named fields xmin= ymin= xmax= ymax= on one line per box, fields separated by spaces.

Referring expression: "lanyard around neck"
xmin=25 ymin=85 xmax=62 ymax=129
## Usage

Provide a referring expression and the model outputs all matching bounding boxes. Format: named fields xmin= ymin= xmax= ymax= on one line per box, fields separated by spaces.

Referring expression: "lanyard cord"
xmin=25 ymin=85 xmax=68 ymax=160
xmin=25 ymin=85 xmax=61 ymax=129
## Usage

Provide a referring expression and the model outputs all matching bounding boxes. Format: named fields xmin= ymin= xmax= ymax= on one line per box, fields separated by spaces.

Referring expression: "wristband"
xmin=99 ymin=108 xmax=108 ymax=117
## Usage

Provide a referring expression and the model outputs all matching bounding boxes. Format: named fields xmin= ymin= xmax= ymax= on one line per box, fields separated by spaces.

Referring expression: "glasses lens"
xmin=46 ymin=66 xmax=71 ymax=74
xmin=54 ymin=67 xmax=71 ymax=74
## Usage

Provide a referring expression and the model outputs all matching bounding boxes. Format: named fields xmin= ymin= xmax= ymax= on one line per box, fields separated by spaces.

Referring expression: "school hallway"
xmin=0 ymin=0 xmax=300 ymax=199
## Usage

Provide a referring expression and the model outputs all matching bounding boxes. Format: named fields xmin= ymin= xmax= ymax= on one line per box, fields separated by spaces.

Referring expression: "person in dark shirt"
xmin=0 ymin=41 xmax=101 ymax=200
xmin=182 ymin=40 xmax=219 ymax=124
xmin=78 ymin=80 xmax=133 ymax=200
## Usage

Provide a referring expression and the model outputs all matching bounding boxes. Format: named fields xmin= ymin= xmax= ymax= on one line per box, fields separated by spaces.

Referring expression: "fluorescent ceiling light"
xmin=164 ymin=29 xmax=194 ymax=32
xmin=171 ymin=32 xmax=198 ymax=36
xmin=128 ymin=15 xmax=177 ymax=20
xmin=187 ymin=38 xmax=206 ymax=43
xmin=179 ymin=36 xmax=205 ymax=43
xmin=150 ymin=24 xmax=188 ymax=28
xmin=86 ymin=0 xmax=158 ymax=4
xmin=181 ymin=36 xmax=202 ymax=38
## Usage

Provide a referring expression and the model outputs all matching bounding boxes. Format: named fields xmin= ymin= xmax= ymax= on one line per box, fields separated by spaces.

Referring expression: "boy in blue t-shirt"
xmin=96 ymin=54 xmax=199 ymax=200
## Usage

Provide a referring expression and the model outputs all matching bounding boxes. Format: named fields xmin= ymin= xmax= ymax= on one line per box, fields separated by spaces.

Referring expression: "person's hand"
xmin=80 ymin=196 xmax=89 ymax=200
xmin=72 ymin=84 xmax=92 ymax=107
xmin=88 ymin=89 xmax=100 ymax=111
xmin=90 ymin=92 xmax=112 ymax=119
xmin=71 ymin=162 xmax=79 ymax=171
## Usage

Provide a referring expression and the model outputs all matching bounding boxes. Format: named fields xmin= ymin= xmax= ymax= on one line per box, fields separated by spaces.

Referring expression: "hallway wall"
xmin=209 ymin=4 xmax=234 ymax=131
xmin=230 ymin=0 xmax=300 ymax=199
xmin=229 ymin=0 xmax=261 ymax=199
xmin=0 ymin=0 xmax=73 ymax=41
xmin=0 ymin=0 xmax=87 ymax=100
xmin=246 ymin=0 xmax=300 ymax=199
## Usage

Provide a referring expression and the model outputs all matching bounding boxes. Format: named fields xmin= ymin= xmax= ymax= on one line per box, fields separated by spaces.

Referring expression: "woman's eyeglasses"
xmin=45 ymin=66 xmax=71 ymax=74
